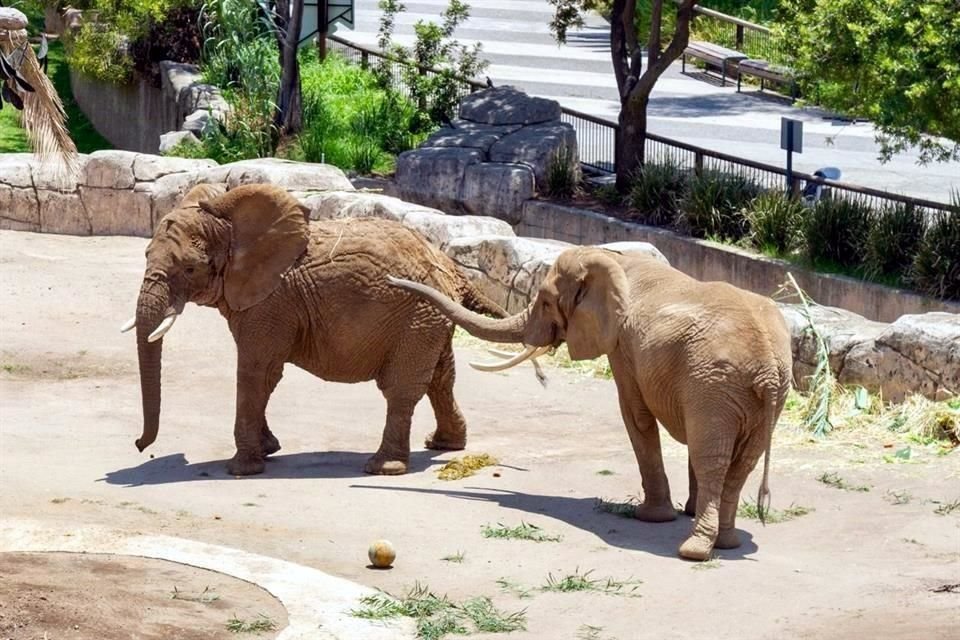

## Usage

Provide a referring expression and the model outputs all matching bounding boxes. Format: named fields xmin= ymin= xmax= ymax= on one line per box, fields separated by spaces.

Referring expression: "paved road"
xmin=338 ymin=0 xmax=959 ymax=202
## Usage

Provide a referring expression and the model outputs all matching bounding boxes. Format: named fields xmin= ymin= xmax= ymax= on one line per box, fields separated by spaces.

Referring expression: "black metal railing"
xmin=326 ymin=34 xmax=955 ymax=217
xmin=690 ymin=5 xmax=785 ymax=64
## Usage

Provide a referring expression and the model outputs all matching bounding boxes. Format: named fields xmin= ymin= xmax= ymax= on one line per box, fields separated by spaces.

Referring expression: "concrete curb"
xmin=0 ymin=519 xmax=414 ymax=640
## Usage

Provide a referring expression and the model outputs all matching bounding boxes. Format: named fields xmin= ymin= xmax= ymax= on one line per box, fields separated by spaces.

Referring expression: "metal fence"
xmin=326 ymin=34 xmax=956 ymax=218
xmin=690 ymin=6 xmax=785 ymax=64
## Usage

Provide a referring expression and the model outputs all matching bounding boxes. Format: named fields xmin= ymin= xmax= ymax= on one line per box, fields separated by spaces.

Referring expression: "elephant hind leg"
xmin=678 ymin=419 xmax=736 ymax=561
xmin=716 ymin=426 xmax=769 ymax=549
xmin=684 ymin=458 xmax=698 ymax=517
xmin=424 ymin=342 xmax=467 ymax=451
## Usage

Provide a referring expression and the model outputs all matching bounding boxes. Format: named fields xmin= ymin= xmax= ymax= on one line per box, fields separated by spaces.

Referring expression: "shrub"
xmin=627 ymin=160 xmax=687 ymax=226
xmin=803 ymin=196 xmax=873 ymax=268
xmin=862 ymin=202 xmax=925 ymax=280
xmin=67 ymin=24 xmax=133 ymax=83
xmin=543 ymin=144 xmax=580 ymax=199
xmin=744 ymin=190 xmax=805 ymax=255
xmin=910 ymin=198 xmax=960 ymax=301
xmin=678 ymin=170 xmax=761 ymax=240
xmin=129 ymin=4 xmax=202 ymax=84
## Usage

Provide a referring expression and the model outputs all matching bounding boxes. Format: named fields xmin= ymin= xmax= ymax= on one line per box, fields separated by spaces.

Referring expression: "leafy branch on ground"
xmin=736 ymin=500 xmax=813 ymax=523
xmin=541 ymin=568 xmax=642 ymax=597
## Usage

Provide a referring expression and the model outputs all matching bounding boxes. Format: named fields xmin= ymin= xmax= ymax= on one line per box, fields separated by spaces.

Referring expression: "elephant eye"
xmin=184 ymin=266 xmax=196 ymax=276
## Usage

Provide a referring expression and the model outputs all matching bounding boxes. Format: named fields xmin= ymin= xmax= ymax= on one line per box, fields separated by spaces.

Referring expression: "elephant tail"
xmin=756 ymin=360 xmax=790 ymax=526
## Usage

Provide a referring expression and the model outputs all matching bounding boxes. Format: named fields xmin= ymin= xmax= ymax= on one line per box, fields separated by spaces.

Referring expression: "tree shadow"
xmin=348 ymin=484 xmax=760 ymax=562
xmin=100 ymin=450 xmax=451 ymax=486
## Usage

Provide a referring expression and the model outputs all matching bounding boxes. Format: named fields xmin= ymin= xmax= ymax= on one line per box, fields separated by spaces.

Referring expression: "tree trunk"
xmin=616 ymin=95 xmax=648 ymax=191
xmin=275 ymin=0 xmax=304 ymax=135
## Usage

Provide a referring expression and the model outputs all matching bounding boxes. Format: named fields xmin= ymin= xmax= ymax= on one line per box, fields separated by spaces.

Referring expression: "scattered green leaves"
xmin=933 ymin=499 xmax=960 ymax=516
xmin=737 ymin=500 xmax=813 ymax=523
xmin=172 ymin=586 xmax=220 ymax=603
xmin=541 ymin=569 xmax=641 ymax=597
xmin=441 ymin=551 xmax=466 ymax=563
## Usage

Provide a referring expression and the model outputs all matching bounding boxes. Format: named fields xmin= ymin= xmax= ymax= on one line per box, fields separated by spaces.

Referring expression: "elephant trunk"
xmin=387 ymin=276 xmax=528 ymax=343
xmin=134 ymin=277 xmax=171 ymax=452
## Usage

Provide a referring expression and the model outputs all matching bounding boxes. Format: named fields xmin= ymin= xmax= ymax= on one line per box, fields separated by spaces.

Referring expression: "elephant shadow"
xmin=348 ymin=484 xmax=760 ymax=562
xmin=100 ymin=450 xmax=449 ymax=486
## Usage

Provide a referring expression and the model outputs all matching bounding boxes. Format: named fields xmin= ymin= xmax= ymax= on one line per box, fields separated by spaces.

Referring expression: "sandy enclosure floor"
xmin=0 ymin=230 xmax=958 ymax=639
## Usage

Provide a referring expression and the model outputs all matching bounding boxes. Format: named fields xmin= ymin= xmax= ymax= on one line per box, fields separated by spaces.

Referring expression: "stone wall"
xmin=517 ymin=200 xmax=960 ymax=323
xmin=69 ymin=63 xmax=229 ymax=154
xmin=1 ymin=151 xmax=955 ymax=402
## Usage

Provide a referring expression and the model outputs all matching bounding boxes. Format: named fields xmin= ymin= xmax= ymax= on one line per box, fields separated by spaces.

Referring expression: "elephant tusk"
xmin=486 ymin=347 xmax=549 ymax=387
xmin=120 ymin=316 xmax=136 ymax=333
xmin=147 ymin=314 xmax=178 ymax=343
xmin=469 ymin=345 xmax=552 ymax=373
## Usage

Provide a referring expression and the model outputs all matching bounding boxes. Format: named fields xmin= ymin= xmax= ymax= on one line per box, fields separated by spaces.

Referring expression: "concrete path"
xmin=2 ymin=229 xmax=958 ymax=639
xmin=340 ymin=0 xmax=960 ymax=202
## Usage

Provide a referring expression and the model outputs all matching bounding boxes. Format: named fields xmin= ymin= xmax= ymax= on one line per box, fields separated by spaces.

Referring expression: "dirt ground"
xmin=0 ymin=230 xmax=958 ymax=640
xmin=0 ymin=552 xmax=287 ymax=640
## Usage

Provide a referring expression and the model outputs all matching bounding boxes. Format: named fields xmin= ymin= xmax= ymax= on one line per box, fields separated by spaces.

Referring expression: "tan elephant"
xmin=389 ymin=247 xmax=792 ymax=560
xmin=123 ymin=182 xmax=506 ymax=476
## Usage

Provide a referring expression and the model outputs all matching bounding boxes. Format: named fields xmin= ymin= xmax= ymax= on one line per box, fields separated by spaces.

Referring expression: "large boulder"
xmin=83 ymin=150 xmax=139 ymax=189
xmin=199 ymin=158 xmax=355 ymax=193
xmin=780 ymin=305 xmax=960 ymax=401
xmin=459 ymin=86 xmax=562 ymax=126
xmin=302 ymin=190 xmax=513 ymax=250
xmin=489 ymin=121 xmax=579 ymax=190
xmin=462 ymin=163 xmax=535 ymax=224
xmin=420 ymin=120 xmax=521 ymax=157
xmin=394 ymin=147 xmax=483 ymax=214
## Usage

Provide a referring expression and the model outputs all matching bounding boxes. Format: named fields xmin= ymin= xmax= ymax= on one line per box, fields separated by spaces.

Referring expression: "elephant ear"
xmin=199 ymin=184 xmax=311 ymax=311
xmin=557 ymin=250 xmax=626 ymax=360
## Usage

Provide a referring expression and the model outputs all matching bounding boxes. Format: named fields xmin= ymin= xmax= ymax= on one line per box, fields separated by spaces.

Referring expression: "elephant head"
xmin=388 ymin=247 xmax=629 ymax=370
xmin=122 ymin=183 xmax=310 ymax=452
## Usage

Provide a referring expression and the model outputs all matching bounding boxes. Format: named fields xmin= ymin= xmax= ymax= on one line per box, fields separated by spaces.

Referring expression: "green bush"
xmin=910 ymin=199 xmax=960 ymax=301
xmin=862 ymin=203 xmax=925 ymax=280
xmin=295 ymin=52 xmax=424 ymax=174
xmin=678 ymin=170 xmax=761 ymax=240
xmin=627 ymin=160 xmax=687 ymax=226
xmin=66 ymin=0 xmax=194 ymax=83
xmin=543 ymin=145 xmax=580 ymax=199
xmin=803 ymin=196 xmax=874 ymax=268
xmin=744 ymin=190 xmax=805 ymax=254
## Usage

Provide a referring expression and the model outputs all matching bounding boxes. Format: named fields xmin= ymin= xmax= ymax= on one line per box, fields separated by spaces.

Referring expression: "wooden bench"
xmin=737 ymin=59 xmax=798 ymax=101
xmin=682 ymin=41 xmax=748 ymax=87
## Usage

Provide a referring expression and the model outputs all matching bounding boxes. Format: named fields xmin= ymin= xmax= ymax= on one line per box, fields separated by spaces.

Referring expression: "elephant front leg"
xmin=613 ymin=380 xmax=676 ymax=522
xmin=365 ymin=388 xmax=424 ymax=475
xmin=227 ymin=361 xmax=283 ymax=476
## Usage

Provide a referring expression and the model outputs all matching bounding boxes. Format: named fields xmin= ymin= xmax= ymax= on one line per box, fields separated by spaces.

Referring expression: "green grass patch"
xmin=541 ymin=569 xmax=641 ymax=597
xmin=933 ymin=498 xmax=960 ymax=516
xmin=495 ymin=578 xmax=534 ymax=600
xmin=593 ymin=496 xmax=643 ymax=518
xmin=42 ymin=42 xmax=111 ymax=154
xmin=350 ymin=583 xmax=526 ymax=640
xmin=226 ymin=614 xmax=276 ymax=633
xmin=690 ymin=557 xmax=722 ymax=571
xmin=440 ymin=551 xmax=465 ymax=563
xmin=481 ymin=521 xmax=561 ymax=543
xmin=737 ymin=500 xmax=813 ymax=523
xmin=817 ymin=472 xmax=871 ymax=492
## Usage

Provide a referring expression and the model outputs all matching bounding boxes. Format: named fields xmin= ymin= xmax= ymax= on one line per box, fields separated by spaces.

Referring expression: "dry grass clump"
xmin=436 ymin=453 xmax=498 ymax=480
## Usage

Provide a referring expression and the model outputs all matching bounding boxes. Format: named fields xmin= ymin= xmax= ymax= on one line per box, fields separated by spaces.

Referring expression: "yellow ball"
xmin=368 ymin=539 xmax=396 ymax=568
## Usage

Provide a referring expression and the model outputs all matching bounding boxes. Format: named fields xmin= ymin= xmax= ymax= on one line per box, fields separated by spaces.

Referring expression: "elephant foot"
xmin=633 ymin=502 xmax=679 ymax=523
xmin=684 ymin=496 xmax=697 ymax=517
xmin=261 ymin=433 xmax=282 ymax=457
xmin=714 ymin=528 xmax=741 ymax=549
xmin=678 ymin=534 xmax=715 ymax=561
xmin=364 ymin=454 xmax=409 ymax=475
xmin=227 ymin=453 xmax=265 ymax=477
xmin=424 ymin=429 xmax=466 ymax=451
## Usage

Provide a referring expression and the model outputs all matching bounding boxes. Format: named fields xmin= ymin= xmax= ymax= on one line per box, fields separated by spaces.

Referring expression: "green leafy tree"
xmin=549 ymin=0 xmax=697 ymax=191
xmin=376 ymin=0 xmax=487 ymax=128
xmin=776 ymin=0 xmax=960 ymax=164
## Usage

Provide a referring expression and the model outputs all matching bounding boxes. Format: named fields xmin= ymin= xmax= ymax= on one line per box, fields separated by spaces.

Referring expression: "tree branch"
xmin=648 ymin=0 xmax=663 ymax=67
xmin=609 ymin=0 xmax=629 ymax=97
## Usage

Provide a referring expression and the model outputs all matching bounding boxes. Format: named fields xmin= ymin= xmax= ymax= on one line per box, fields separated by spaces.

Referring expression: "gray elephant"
xmin=123 ymin=182 xmax=505 ymax=476
xmin=389 ymin=246 xmax=793 ymax=560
